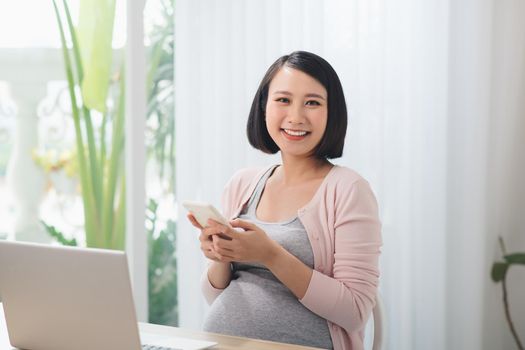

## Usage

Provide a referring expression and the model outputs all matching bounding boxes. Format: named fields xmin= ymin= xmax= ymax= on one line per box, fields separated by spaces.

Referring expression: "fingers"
xmin=230 ymin=218 xmax=258 ymax=231
xmin=201 ymin=235 xmax=234 ymax=262
xmin=212 ymin=234 xmax=236 ymax=250
xmin=194 ymin=217 xmax=237 ymax=262
xmin=201 ymin=239 xmax=228 ymax=262
xmin=200 ymin=241 xmax=216 ymax=260
xmin=201 ymin=225 xmax=227 ymax=239
xmin=187 ymin=214 xmax=203 ymax=229
xmin=212 ymin=236 xmax=240 ymax=264
xmin=207 ymin=219 xmax=239 ymax=240
xmin=213 ymin=248 xmax=236 ymax=262
xmin=212 ymin=234 xmax=234 ymax=252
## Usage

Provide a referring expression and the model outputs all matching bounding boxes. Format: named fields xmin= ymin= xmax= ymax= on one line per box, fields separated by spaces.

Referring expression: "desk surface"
xmin=0 ymin=304 xmax=323 ymax=350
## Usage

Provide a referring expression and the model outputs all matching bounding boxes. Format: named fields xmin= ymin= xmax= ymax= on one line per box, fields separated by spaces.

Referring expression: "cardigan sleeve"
xmin=200 ymin=261 xmax=229 ymax=305
xmin=299 ymin=179 xmax=382 ymax=333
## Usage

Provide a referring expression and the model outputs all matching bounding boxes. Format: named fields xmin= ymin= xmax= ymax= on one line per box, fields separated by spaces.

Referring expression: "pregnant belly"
xmin=202 ymin=272 xmax=333 ymax=349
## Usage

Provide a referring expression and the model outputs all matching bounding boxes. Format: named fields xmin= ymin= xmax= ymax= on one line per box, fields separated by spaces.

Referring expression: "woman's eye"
xmin=306 ymin=100 xmax=321 ymax=106
xmin=276 ymin=97 xmax=289 ymax=103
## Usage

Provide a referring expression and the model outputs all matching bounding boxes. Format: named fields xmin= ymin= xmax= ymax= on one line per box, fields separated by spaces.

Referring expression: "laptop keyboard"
xmin=142 ymin=345 xmax=181 ymax=350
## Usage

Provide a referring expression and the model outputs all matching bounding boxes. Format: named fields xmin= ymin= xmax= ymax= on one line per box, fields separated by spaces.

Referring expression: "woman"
xmin=187 ymin=51 xmax=382 ymax=350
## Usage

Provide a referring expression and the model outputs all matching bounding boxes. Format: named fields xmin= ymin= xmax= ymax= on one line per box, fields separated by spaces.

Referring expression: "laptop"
xmin=0 ymin=240 xmax=216 ymax=350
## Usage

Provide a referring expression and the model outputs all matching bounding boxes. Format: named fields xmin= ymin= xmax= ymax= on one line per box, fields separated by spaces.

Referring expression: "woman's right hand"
xmin=188 ymin=213 xmax=233 ymax=289
xmin=187 ymin=213 xmax=226 ymax=263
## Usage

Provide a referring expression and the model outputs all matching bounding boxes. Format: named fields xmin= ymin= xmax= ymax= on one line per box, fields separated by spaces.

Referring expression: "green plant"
xmin=491 ymin=236 xmax=525 ymax=350
xmin=52 ymin=0 xmax=125 ymax=250
xmin=48 ymin=0 xmax=178 ymax=326
xmin=144 ymin=0 xmax=177 ymax=326
xmin=41 ymin=221 xmax=78 ymax=247
xmin=146 ymin=0 xmax=175 ymax=188
xmin=146 ymin=199 xmax=178 ymax=325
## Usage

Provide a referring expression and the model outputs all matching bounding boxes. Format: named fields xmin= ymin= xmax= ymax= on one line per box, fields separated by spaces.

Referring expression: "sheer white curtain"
xmin=175 ymin=0 xmax=525 ymax=349
xmin=447 ymin=0 xmax=525 ymax=349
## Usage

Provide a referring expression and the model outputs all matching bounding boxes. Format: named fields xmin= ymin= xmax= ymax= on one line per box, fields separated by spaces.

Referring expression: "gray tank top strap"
xmin=244 ymin=165 xmax=278 ymax=215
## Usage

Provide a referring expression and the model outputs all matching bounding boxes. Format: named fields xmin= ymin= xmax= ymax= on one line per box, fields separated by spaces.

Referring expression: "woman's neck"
xmin=276 ymin=154 xmax=332 ymax=186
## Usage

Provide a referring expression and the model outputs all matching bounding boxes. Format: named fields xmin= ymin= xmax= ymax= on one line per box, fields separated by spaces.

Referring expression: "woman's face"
xmin=265 ymin=67 xmax=328 ymax=159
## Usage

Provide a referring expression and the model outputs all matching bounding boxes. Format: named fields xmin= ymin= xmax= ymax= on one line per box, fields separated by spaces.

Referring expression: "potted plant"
xmin=491 ymin=236 xmax=525 ymax=350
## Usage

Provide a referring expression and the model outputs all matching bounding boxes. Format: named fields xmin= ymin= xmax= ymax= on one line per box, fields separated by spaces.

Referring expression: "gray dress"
xmin=203 ymin=166 xmax=333 ymax=349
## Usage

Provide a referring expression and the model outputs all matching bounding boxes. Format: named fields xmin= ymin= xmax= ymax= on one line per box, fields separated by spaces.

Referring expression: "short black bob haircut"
xmin=247 ymin=50 xmax=348 ymax=159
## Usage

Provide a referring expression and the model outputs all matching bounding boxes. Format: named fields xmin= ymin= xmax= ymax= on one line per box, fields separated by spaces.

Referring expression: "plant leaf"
xmin=62 ymin=0 xmax=83 ymax=82
xmin=52 ymin=0 xmax=97 ymax=247
xmin=491 ymin=262 xmax=509 ymax=282
xmin=504 ymin=253 xmax=525 ymax=265
xmin=62 ymin=0 xmax=102 ymax=216
xmin=110 ymin=177 xmax=126 ymax=250
xmin=102 ymin=69 xmax=125 ymax=247
xmin=77 ymin=0 xmax=116 ymax=112
xmin=41 ymin=220 xmax=78 ymax=247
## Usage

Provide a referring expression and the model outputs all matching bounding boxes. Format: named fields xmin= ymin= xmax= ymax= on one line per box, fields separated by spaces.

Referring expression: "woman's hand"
xmin=187 ymin=213 xmax=232 ymax=289
xmin=207 ymin=218 xmax=280 ymax=266
xmin=201 ymin=216 xmax=313 ymax=298
xmin=187 ymin=213 xmax=227 ymax=263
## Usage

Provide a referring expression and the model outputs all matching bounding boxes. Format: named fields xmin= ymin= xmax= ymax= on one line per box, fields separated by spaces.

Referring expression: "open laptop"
xmin=0 ymin=240 xmax=216 ymax=350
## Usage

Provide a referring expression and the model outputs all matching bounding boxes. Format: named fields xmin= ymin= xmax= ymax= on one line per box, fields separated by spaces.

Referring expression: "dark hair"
xmin=246 ymin=51 xmax=347 ymax=159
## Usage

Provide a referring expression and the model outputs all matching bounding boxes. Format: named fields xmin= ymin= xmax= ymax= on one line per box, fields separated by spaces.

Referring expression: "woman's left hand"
xmin=207 ymin=218 xmax=280 ymax=265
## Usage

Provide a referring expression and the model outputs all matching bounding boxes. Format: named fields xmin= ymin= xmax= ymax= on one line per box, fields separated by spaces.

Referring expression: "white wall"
xmin=484 ymin=0 xmax=525 ymax=347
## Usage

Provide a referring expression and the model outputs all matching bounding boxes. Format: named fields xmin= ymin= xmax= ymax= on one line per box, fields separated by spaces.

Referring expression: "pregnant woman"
xmin=187 ymin=50 xmax=382 ymax=350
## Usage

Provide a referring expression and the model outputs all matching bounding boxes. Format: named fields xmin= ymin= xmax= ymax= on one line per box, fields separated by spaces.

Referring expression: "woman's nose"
xmin=286 ymin=105 xmax=305 ymax=124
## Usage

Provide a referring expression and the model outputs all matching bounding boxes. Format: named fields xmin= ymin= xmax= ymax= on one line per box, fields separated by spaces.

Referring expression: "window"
xmin=0 ymin=0 xmax=176 ymax=325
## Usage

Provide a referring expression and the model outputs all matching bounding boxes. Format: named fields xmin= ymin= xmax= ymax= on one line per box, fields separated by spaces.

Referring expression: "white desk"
xmin=0 ymin=304 xmax=324 ymax=350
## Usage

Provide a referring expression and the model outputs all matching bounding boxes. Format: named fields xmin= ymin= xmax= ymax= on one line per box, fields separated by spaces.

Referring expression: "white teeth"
xmin=283 ymin=129 xmax=307 ymax=136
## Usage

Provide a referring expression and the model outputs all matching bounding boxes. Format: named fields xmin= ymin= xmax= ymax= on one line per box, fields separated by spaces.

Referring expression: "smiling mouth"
xmin=282 ymin=128 xmax=309 ymax=137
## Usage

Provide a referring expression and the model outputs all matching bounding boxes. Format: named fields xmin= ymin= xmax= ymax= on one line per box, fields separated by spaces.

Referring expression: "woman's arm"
xmin=207 ymin=259 xmax=232 ymax=289
xmin=200 ymin=261 xmax=231 ymax=305
xmin=299 ymin=179 xmax=382 ymax=333
xmin=263 ymin=242 xmax=313 ymax=299
xmin=188 ymin=213 xmax=233 ymax=304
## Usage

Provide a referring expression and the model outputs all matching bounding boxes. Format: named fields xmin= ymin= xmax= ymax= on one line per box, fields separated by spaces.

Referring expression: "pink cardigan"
xmin=201 ymin=165 xmax=382 ymax=350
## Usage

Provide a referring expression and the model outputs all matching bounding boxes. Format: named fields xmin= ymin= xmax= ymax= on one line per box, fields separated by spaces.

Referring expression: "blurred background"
xmin=0 ymin=1 xmax=524 ymax=349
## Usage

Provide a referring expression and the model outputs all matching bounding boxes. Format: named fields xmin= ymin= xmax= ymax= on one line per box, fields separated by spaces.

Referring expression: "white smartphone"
xmin=182 ymin=200 xmax=230 ymax=228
